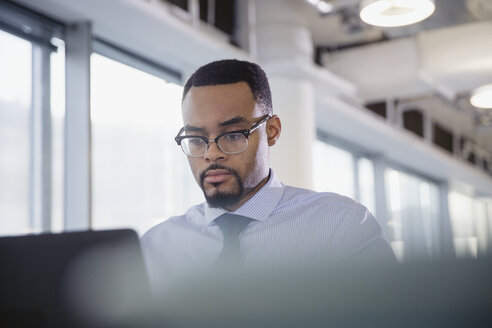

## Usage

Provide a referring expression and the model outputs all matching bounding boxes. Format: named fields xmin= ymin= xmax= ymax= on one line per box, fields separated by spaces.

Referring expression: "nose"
xmin=203 ymin=140 xmax=226 ymax=162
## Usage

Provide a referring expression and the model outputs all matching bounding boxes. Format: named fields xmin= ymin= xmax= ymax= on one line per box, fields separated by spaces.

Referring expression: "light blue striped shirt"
xmin=141 ymin=170 xmax=395 ymax=287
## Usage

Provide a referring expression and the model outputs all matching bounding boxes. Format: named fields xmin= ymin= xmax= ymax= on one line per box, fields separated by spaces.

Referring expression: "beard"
xmin=199 ymin=164 xmax=244 ymax=209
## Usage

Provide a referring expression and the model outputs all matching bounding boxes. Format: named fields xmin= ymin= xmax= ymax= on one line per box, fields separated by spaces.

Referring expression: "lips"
xmin=203 ymin=169 xmax=233 ymax=184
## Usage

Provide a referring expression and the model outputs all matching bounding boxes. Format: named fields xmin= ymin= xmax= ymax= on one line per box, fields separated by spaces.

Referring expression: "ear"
xmin=266 ymin=115 xmax=281 ymax=146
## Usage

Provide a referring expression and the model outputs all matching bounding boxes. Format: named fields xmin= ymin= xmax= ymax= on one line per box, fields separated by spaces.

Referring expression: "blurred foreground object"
xmin=0 ymin=229 xmax=150 ymax=328
xmin=1 ymin=230 xmax=491 ymax=328
xmin=146 ymin=258 xmax=492 ymax=328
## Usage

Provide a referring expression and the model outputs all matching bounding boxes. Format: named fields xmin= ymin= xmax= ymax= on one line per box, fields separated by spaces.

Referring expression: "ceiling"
xmin=308 ymin=0 xmax=492 ymax=47
xmin=303 ymin=0 xmax=492 ymax=154
xmin=9 ymin=0 xmax=492 ymax=155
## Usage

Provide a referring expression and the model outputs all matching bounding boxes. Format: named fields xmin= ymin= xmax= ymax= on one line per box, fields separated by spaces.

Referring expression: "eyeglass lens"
xmin=181 ymin=133 xmax=248 ymax=156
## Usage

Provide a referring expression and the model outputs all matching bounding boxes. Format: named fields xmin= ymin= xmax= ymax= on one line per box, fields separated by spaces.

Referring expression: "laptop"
xmin=0 ymin=229 xmax=151 ymax=328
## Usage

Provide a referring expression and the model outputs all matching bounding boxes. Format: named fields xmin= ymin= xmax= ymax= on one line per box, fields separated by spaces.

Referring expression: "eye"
xmin=223 ymin=133 xmax=242 ymax=141
xmin=188 ymin=138 xmax=204 ymax=145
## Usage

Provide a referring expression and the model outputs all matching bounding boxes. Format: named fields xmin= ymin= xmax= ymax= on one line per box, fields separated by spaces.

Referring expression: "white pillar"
xmin=269 ymin=78 xmax=315 ymax=189
xmin=255 ymin=0 xmax=313 ymax=63
xmin=254 ymin=0 xmax=316 ymax=189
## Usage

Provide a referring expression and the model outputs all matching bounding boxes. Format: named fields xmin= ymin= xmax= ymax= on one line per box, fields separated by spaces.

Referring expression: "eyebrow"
xmin=183 ymin=116 xmax=249 ymax=133
xmin=183 ymin=125 xmax=205 ymax=132
xmin=219 ymin=116 xmax=248 ymax=127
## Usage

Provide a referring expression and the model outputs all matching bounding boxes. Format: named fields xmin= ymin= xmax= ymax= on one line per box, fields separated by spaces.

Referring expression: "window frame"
xmin=0 ymin=2 xmax=65 ymax=235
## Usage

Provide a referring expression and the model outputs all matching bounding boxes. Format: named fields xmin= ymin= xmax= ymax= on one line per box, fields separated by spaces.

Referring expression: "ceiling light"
xmin=316 ymin=1 xmax=334 ymax=14
xmin=471 ymin=84 xmax=492 ymax=109
xmin=360 ymin=0 xmax=436 ymax=27
xmin=305 ymin=0 xmax=334 ymax=14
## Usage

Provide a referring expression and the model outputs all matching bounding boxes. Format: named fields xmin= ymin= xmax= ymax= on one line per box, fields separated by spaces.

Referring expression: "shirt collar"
xmin=204 ymin=169 xmax=284 ymax=225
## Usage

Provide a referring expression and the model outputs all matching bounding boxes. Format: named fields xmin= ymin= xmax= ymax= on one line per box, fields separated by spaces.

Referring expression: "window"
xmin=357 ymin=157 xmax=376 ymax=215
xmin=313 ymin=140 xmax=355 ymax=199
xmin=474 ymin=199 xmax=490 ymax=255
xmin=403 ymin=109 xmax=423 ymax=137
xmin=0 ymin=30 xmax=32 ymax=235
xmin=448 ymin=192 xmax=492 ymax=258
xmin=365 ymin=101 xmax=386 ymax=118
xmin=448 ymin=191 xmax=477 ymax=257
xmin=433 ymin=122 xmax=453 ymax=154
xmin=312 ymin=139 xmax=376 ymax=214
xmin=385 ymin=169 xmax=441 ymax=260
xmin=90 ymin=54 xmax=202 ymax=235
xmin=0 ymin=7 xmax=65 ymax=237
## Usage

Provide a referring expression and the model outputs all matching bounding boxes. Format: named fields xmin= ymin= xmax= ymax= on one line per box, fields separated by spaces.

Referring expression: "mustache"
xmin=199 ymin=164 xmax=239 ymax=186
xmin=200 ymin=164 xmax=235 ymax=181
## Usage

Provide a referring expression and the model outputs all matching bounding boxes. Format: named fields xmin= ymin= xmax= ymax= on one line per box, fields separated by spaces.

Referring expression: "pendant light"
xmin=471 ymin=84 xmax=492 ymax=109
xmin=360 ymin=0 xmax=436 ymax=27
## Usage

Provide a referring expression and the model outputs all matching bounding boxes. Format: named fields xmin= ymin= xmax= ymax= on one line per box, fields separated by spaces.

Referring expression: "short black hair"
xmin=182 ymin=59 xmax=273 ymax=115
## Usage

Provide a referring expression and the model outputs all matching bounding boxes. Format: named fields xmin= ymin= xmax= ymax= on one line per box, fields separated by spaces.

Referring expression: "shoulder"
xmin=280 ymin=187 xmax=390 ymax=254
xmin=140 ymin=203 xmax=205 ymax=245
xmin=281 ymin=185 xmax=363 ymax=212
xmin=277 ymin=185 xmax=376 ymax=231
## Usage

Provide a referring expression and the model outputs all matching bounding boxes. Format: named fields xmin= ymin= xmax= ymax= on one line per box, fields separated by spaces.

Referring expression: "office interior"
xmin=1 ymin=0 xmax=492 ymax=264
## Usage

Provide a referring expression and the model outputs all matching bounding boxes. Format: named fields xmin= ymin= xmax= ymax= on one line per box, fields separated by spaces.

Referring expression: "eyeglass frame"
xmin=174 ymin=114 xmax=272 ymax=157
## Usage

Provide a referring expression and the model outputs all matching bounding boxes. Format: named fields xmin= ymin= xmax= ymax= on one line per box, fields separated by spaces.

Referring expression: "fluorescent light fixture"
xmin=471 ymin=84 xmax=492 ymax=109
xmin=317 ymin=1 xmax=334 ymax=14
xmin=306 ymin=0 xmax=320 ymax=5
xmin=360 ymin=0 xmax=435 ymax=27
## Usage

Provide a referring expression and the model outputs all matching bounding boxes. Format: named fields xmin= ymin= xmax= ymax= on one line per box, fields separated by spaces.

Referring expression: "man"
xmin=141 ymin=59 xmax=395 ymax=288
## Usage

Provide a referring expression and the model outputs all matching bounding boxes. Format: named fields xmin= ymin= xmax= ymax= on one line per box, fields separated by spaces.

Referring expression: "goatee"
xmin=200 ymin=164 xmax=244 ymax=209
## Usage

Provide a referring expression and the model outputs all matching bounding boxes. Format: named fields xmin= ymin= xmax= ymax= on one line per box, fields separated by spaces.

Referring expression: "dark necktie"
xmin=214 ymin=213 xmax=252 ymax=267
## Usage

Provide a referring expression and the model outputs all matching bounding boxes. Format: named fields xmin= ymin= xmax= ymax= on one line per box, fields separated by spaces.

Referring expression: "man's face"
xmin=181 ymin=82 xmax=274 ymax=210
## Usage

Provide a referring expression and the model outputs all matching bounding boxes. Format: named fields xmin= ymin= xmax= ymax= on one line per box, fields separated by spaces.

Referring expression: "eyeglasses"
xmin=175 ymin=115 xmax=271 ymax=157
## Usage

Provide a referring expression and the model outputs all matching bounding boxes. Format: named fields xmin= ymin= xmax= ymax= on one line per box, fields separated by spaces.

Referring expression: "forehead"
xmin=181 ymin=82 xmax=260 ymax=125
